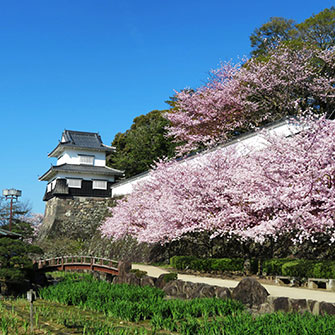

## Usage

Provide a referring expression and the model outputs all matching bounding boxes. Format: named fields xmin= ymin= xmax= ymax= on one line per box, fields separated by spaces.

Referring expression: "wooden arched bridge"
xmin=33 ymin=256 xmax=119 ymax=275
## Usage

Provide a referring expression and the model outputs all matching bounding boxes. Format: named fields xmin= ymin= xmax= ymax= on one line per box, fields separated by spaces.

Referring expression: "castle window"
xmin=79 ymin=154 xmax=94 ymax=165
xmin=67 ymin=178 xmax=82 ymax=188
xmin=92 ymin=180 xmax=107 ymax=190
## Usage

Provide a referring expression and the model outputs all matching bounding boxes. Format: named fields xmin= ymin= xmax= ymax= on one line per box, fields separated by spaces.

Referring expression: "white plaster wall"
xmin=178 ymin=121 xmax=301 ymax=168
xmin=111 ymin=121 xmax=301 ymax=197
xmin=56 ymin=149 xmax=106 ymax=166
xmin=112 ymin=173 xmax=151 ymax=197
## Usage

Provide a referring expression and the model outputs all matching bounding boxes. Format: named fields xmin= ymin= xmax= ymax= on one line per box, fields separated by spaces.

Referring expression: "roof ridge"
xmin=63 ymin=130 xmax=103 ymax=147
xmin=64 ymin=130 xmax=100 ymax=136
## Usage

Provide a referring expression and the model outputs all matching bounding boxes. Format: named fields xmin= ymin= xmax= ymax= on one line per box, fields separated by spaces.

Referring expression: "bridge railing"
xmin=33 ymin=256 xmax=119 ymax=271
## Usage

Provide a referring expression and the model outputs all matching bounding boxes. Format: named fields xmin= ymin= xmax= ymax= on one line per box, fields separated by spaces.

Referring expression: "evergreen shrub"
xmin=130 ymin=269 xmax=148 ymax=278
xmin=171 ymin=257 xmax=335 ymax=279
xmin=311 ymin=261 xmax=335 ymax=279
xmin=170 ymin=256 xmax=245 ymax=272
xmin=160 ymin=272 xmax=178 ymax=283
xmin=264 ymin=259 xmax=335 ymax=279
xmin=281 ymin=260 xmax=310 ymax=278
xmin=262 ymin=259 xmax=295 ymax=276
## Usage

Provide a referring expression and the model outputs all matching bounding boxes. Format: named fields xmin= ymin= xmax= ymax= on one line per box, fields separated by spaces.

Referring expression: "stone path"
xmin=132 ymin=264 xmax=335 ymax=303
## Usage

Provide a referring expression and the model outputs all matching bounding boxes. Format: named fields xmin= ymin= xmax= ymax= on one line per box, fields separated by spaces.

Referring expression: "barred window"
xmin=67 ymin=179 xmax=82 ymax=188
xmin=79 ymin=154 xmax=94 ymax=165
xmin=93 ymin=180 xmax=107 ymax=190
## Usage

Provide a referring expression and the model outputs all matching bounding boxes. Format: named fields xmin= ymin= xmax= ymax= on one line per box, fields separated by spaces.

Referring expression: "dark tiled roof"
xmin=39 ymin=164 xmax=124 ymax=181
xmin=49 ymin=130 xmax=115 ymax=157
xmin=62 ymin=130 xmax=104 ymax=149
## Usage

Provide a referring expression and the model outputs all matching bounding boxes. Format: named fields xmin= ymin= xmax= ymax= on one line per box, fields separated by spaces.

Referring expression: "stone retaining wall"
xmin=39 ymin=197 xmax=115 ymax=240
xmin=114 ymin=262 xmax=335 ymax=316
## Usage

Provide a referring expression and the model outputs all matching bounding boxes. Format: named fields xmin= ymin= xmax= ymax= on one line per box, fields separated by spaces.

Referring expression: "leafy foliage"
xmin=0 ymin=197 xmax=31 ymax=227
xmin=157 ymin=272 xmax=178 ymax=284
xmin=0 ymin=298 xmax=152 ymax=334
xmin=250 ymin=17 xmax=298 ymax=57
xmin=38 ymin=274 xmax=335 ymax=334
xmin=170 ymin=256 xmax=335 ymax=278
xmin=262 ymin=258 xmax=335 ymax=278
xmin=108 ymin=110 xmax=176 ymax=178
xmin=39 ymin=274 xmax=243 ymax=325
xmin=3 ymin=296 xmax=335 ymax=335
xmin=0 ymin=211 xmax=44 ymax=282
xmin=250 ymin=7 xmax=335 ymax=56
xmin=170 ymin=256 xmax=248 ymax=273
xmin=0 ymin=237 xmax=43 ymax=281
xmin=296 ymin=7 xmax=335 ymax=49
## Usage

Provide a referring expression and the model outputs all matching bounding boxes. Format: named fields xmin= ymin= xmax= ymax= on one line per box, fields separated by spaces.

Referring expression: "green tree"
xmin=0 ymin=237 xmax=42 ymax=281
xmin=0 ymin=196 xmax=31 ymax=226
xmin=250 ymin=17 xmax=297 ymax=57
xmin=297 ymin=7 xmax=335 ymax=49
xmin=0 ymin=203 xmax=44 ymax=282
xmin=108 ymin=110 xmax=176 ymax=178
xmin=250 ymin=7 xmax=335 ymax=57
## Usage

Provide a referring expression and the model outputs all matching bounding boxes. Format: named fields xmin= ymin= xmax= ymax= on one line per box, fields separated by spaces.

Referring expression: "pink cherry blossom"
xmin=100 ymin=116 xmax=335 ymax=245
xmin=101 ymin=46 xmax=335 ymax=245
xmin=166 ymin=47 xmax=335 ymax=154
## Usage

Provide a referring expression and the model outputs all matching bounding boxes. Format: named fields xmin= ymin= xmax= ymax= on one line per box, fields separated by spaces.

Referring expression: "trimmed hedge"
xmin=262 ymin=259 xmax=295 ymax=276
xmin=263 ymin=259 xmax=335 ymax=278
xmin=170 ymin=256 xmax=335 ymax=279
xmin=170 ymin=256 xmax=250 ymax=273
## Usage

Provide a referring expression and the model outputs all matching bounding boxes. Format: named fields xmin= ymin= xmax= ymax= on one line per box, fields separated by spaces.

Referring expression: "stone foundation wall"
xmin=114 ymin=262 xmax=335 ymax=316
xmin=39 ymin=197 xmax=115 ymax=240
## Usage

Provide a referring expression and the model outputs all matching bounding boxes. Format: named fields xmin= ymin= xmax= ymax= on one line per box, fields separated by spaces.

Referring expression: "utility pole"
xmin=2 ymin=189 xmax=22 ymax=231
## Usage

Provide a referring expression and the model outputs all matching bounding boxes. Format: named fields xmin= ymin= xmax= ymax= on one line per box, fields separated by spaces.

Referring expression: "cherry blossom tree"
xmin=166 ymin=62 xmax=245 ymax=154
xmin=101 ymin=116 xmax=335 ymax=245
xmin=17 ymin=213 xmax=44 ymax=242
xmin=219 ymin=116 xmax=335 ymax=244
xmin=22 ymin=213 xmax=44 ymax=238
xmin=101 ymin=46 xmax=335 ymax=247
xmin=166 ymin=47 xmax=335 ymax=154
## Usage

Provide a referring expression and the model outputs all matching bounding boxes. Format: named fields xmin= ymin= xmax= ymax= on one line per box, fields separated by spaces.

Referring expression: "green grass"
xmin=0 ymin=298 xmax=162 ymax=334
xmin=0 ymin=302 xmax=20 ymax=335
xmin=39 ymin=273 xmax=243 ymax=323
xmin=36 ymin=273 xmax=335 ymax=334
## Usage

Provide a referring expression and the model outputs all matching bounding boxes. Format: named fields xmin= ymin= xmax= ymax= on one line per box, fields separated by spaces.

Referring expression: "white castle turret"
xmin=39 ymin=130 xmax=123 ymax=201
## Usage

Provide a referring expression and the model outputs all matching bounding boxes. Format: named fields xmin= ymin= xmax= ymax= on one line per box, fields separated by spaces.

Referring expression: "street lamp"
xmin=2 ymin=189 xmax=22 ymax=231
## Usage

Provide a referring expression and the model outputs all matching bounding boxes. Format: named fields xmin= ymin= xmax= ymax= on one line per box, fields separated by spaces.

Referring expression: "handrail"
xmin=33 ymin=256 xmax=119 ymax=271
xmin=34 ymin=256 xmax=118 ymax=263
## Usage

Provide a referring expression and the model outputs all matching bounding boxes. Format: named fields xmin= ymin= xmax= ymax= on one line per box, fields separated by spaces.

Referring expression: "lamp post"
xmin=2 ymin=189 xmax=22 ymax=231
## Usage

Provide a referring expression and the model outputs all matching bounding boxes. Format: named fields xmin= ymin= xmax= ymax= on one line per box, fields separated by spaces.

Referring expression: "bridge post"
xmin=61 ymin=257 xmax=64 ymax=271
xmin=90 ymin=257 xmax=93 ymax=271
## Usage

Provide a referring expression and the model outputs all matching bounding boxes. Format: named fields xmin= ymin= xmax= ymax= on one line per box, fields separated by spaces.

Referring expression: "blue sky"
xmin=0 ymin=0 xmax=333 ymax=214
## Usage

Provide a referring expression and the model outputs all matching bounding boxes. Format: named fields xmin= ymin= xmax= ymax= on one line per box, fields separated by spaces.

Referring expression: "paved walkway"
xmin=132 ymin=264 xmax=335 ymax=303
